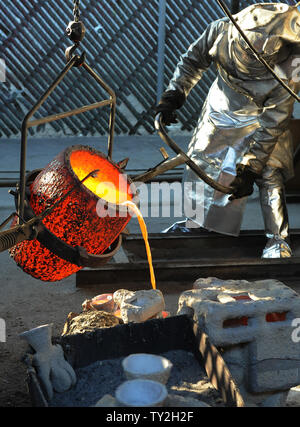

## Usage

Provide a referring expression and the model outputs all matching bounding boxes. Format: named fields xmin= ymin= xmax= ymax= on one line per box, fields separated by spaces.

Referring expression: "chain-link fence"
xmin=0 ymin=0 xmax=297 ymax=137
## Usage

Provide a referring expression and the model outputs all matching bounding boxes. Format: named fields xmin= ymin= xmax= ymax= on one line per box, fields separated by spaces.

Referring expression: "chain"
xmin=73 ymin=0 xmax=80 ymax=22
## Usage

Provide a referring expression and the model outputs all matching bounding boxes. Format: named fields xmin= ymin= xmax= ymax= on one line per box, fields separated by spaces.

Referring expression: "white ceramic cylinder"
xmin=115 ymin=379 xmax=168 ymax=407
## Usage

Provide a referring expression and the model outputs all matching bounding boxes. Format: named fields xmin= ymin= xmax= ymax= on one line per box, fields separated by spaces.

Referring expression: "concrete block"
xmin=177 ymin=277 xmax=300 ymax=406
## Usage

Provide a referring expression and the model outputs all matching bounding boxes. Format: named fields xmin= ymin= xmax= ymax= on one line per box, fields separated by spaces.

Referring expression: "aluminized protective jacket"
xmin=167 ymin=3 xmax=300 ymax=236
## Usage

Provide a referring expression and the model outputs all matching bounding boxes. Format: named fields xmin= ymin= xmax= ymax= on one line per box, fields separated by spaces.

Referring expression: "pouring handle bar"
xmin=135 ymin=114 xmax=232 ymax=194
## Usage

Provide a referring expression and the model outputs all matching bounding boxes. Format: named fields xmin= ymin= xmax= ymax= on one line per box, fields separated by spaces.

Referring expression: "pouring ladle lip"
xmin=154 ymin=113 xmax=233 ymax=195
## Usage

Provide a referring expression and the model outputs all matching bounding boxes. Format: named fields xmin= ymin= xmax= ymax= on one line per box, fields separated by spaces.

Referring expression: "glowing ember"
xmin=90 ymin=294 xmax=115 ymax=312
xmin=113 ymin=309 xmax=122 ymax=319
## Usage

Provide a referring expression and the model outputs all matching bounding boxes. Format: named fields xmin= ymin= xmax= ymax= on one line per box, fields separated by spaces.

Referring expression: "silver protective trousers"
xmin=256 ymin=166 xmax=289 ymax=241
xmin=256 ymin=166 xmax=292 ymax=257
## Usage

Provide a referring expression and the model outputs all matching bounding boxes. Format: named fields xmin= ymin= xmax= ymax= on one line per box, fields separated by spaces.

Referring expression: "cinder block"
xmin=177 ymin=277 xmax=300 ymax=405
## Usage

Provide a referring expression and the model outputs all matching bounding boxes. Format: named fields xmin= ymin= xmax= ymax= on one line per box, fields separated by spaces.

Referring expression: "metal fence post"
xmin=157 ymin=0 xmax=167 ymax=103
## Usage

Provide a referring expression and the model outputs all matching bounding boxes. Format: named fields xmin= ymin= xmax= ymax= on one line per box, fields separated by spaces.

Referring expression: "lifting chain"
xmin=72 ymin=0 xmax=81 ymax=22
xmin=65 ymin=0 xmax=86 ymax=63
xmin=66 ymin=0 xmax=85 ymax=44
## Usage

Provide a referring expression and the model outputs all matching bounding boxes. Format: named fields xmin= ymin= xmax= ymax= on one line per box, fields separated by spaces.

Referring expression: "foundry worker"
xmin=156 ymin=2 xmax=300 ymax=258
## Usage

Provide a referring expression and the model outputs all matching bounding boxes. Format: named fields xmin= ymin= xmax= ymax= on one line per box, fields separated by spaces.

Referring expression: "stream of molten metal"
xmin=121 ymin=200 xmax=156 ymax=291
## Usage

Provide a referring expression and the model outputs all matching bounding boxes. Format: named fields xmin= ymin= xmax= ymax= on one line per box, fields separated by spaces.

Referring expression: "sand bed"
xmin=49 ymin=349 xmax=224 ymax=407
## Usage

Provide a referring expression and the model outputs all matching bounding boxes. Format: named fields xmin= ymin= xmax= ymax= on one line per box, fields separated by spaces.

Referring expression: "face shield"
xmin=233 ymin=31 xmax=286 ymax=69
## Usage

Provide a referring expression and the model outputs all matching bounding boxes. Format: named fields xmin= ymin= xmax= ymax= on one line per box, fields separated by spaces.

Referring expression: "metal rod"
xmin=18 ymin=55 xmax=78 ymax=223
xmin=18 ymin=56 xmax=118 ymax=221
xmin=134 ymin=114 xmax=232 ymax=193
xmin=81 ymin=62 xmax=116 ymax=160
xmin=108 ymin=101 xmax=116 ymax=160
xmin=151 ymin=114 xmax=232 ymax=194
xmin=133 ymin=154 xmax=185 ymax=183
xmin=157 ymin=0 xmax=167 ymax=103
xmin=27 ymin=99 xmax=111 ymax=128
xmin=0 ymin=223 xmax=36 ymax=253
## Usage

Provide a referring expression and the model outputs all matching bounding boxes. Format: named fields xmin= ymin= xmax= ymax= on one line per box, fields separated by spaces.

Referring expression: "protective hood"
xmin=231 ymin=3 xmax=300 ymax=69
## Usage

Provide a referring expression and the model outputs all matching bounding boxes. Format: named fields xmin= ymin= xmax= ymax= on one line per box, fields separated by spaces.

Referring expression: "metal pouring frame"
xmin=0 ymin=38 xmax=233 ymax=258
xmin=18 ymin=54 xmax=117 ymax=223
xmin=16 ymin=52 xmax=233 ymax=226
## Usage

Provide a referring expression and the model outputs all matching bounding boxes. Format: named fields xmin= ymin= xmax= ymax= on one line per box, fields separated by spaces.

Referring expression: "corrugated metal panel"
xmin=0 ymin=0 xmax=295 ymax=137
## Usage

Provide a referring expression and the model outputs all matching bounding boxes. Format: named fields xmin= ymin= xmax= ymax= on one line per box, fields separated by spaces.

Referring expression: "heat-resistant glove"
xmin=155 ymin=89 xmax=186 ymax=126
xmin=20 ymin=324 xmax=76 ymax=401
xmin=229 ymin=164 xmax=260 ymax=201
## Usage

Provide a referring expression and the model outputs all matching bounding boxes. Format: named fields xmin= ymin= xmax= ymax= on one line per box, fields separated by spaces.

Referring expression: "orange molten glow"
xmin=113 ymin=309 xmax=122 ymax=319
xmin=10 ymin=146 xmax=135 ymax=282
xmin=10 ymin=146 xmax=157 ymax=286
xmin=71 ymin=151 xmax=157 ymax=290
xmin=70 ymin=150 xmax=131 ymax=204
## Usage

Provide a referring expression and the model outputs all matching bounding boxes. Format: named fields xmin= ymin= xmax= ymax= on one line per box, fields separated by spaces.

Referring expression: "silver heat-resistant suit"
xmin=165 ymin=2 xmax=300 ymax=257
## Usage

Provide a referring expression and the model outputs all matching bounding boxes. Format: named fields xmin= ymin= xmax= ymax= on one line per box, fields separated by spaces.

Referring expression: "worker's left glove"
xmin=229 ymin=164 xmax=259 ymax=201
xmin=155 ymin=89 xmax=186 ymax=126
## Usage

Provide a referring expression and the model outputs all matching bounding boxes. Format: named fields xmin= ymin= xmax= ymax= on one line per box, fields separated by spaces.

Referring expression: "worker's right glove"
xmin=229 ymin=164 xmax=259 ymax=201
xmin=155 ymin=89 xmax=186 ymax=126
